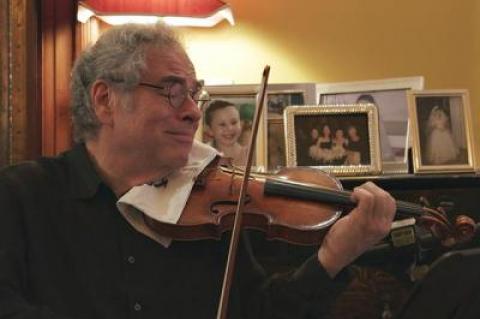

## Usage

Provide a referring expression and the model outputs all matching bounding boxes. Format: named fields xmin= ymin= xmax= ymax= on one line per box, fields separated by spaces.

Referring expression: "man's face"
xmin=112 ymin=46 xmax=202 ymax=171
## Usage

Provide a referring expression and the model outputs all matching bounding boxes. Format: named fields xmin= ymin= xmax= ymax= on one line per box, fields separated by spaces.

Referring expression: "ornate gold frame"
xmin=284 ymin=104 xmax=382 ymax=176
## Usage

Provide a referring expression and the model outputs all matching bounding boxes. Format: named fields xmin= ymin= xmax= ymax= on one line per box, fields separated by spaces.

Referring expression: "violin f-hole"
xmin=209 ymin=195 xmax=252 ymax=215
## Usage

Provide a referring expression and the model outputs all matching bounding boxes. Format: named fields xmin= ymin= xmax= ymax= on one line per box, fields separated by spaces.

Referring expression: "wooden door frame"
xmin=0 ymin=0 xmax=42 ymax=166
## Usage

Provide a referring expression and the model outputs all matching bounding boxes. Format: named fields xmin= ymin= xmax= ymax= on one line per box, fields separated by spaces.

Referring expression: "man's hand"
xmin=318 ymin=182 xmax=396 ymax=277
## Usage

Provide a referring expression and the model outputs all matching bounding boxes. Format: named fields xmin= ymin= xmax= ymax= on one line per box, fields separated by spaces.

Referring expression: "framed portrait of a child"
xmin=198 ymin=84 xmax=265 ymax=168
xmin=284 ymin=104 xmax=382 ymax=176
xmin=408 ymin=90 xmax=477 ymax=174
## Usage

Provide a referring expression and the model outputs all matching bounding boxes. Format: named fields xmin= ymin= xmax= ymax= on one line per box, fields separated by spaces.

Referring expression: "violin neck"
xmin=264 ymin=178 xmax=424 ymax=218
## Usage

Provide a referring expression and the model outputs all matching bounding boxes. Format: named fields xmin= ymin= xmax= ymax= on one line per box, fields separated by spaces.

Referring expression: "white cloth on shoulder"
xmin=116 ymin=140 xmax=219 ymax=247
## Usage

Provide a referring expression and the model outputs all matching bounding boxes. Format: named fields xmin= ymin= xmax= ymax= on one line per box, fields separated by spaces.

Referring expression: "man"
xmin=0 ymin=23 xmax=395 ymax=318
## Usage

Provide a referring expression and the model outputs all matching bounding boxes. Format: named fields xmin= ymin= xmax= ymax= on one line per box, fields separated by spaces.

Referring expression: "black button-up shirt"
xmin=0 ymin=144 xmax=347 ymax=319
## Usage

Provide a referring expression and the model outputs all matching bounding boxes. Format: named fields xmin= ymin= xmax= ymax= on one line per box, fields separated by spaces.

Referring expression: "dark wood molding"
xmin=41 ymin=0 xmax=76 ymax=156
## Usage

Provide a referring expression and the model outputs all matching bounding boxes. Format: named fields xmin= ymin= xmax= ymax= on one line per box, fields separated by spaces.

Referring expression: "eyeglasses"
xmin=137 ymin=81 xmax=209 ymax=109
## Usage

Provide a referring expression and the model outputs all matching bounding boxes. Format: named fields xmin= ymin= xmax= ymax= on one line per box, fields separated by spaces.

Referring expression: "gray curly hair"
xmin=70 ymin=23 xmax=184 ymax=142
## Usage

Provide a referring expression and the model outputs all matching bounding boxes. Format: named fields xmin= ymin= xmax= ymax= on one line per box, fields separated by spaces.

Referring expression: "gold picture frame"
xmin=408 ymin=89 xmax=477 ymax=174
xmin=284 ymin=104 xmax=382 ymax=176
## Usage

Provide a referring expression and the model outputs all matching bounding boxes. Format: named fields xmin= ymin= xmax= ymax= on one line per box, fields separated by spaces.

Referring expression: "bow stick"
xmin=216 ymin=66 xmax=271 ymax=319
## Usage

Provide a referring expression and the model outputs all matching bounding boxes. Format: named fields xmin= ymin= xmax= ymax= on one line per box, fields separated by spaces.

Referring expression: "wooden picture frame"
xmin=408 ymin=90 xmax=477 ymax=174
xmin=284 ymin=104 xmax=382 ymax=176
xmin=316 ymin=76 xmax=424 ymax=174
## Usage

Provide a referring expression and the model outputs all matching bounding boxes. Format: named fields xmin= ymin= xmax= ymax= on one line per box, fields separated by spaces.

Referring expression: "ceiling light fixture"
xmin=77 ymin=0 xmax=234 ymax=27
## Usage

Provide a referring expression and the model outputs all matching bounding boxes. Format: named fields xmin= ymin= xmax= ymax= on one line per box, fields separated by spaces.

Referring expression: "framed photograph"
xmin=267 ymin=118 xmax=286 ymax=171
xmin=198 ymin=84 xmax=266 ymax=168
xmin=284 ymin=104 xmax=382 ymax=176
xmin=408 ymin=90 xmax=476 ymax=174
xmin=264 ymin=83 xmax=316 ymax=171
xmin=316 ymin=76 xmax=424 ymax=174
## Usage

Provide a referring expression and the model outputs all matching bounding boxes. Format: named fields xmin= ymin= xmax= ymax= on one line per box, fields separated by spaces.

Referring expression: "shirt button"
xmin=127 ymin=256 xmax=136 ymax=264
xmin=133 ymin=302 xmax=142 ymax=311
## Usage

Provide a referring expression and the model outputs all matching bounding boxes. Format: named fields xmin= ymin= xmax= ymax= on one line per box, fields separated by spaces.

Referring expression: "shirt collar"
xmin=65 ymin=140 xmax=219 ymax=200
xmin=66 ymin=143 xmax=103 ymax=199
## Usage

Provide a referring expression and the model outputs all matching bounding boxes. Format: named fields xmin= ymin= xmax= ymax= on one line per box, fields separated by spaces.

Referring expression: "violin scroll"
xmin=417 ymin=202 xmax=477 ymax=248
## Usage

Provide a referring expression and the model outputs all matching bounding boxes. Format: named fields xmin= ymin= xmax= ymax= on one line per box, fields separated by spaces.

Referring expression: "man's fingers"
xmin=319 ymin=182 xmax=397 ymax=276
xmin=361 ymin=182 xmax=396 ymax=219
xmin=351 ymin=186 xmax=375 ymax=220
xmin=351 ymin=182 xmax=396 ymax=236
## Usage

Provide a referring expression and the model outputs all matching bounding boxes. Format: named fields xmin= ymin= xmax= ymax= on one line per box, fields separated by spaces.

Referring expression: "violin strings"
xmin=265 ymin=178 xmax=425 ymax=218
xmin=312 ymin=187 xmax=425 ymax=218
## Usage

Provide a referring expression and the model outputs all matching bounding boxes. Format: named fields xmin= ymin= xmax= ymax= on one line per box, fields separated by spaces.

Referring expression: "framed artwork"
xmin=316 ymin=76 xmax=424 ymax=174
xmin=198 ymin=84 xmax=265 ymax=168
xmin=264 ymin=83 xmax=316 ymax=171
xmin=284 ymin=104 xmax=382 ymax=176
xmin=407 ymin=90 xmax=476 ymax=174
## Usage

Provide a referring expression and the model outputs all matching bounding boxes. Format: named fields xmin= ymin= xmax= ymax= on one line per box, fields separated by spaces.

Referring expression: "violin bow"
xmin=216 ymin=66 xmax=271 ymax=319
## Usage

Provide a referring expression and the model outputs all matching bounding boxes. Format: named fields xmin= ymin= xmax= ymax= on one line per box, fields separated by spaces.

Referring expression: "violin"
xmin=143 ymin=161 xmax=477 ymax=247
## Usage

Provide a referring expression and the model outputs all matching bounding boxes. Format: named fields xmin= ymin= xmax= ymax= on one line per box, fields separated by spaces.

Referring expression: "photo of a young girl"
xmin=204 ymin=100 xmax=249 ymax=167
xmin=415 ymin=96 xmax=468 ymax=165
xmin=308 ymin=124 xmax=333 ymax=164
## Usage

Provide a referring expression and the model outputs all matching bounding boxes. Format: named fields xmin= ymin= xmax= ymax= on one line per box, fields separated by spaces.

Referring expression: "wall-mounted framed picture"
xmin=284 ymin=104 xmax=382 ymax=176
xmin=198 ymin=84 xmax=265 ymax=168
xmin=316 ymin=76 xmax=424 ymax=174
xmin=407 ymin=89 xmax=477 ymax=174
xmin=264 ymin=83 xmax=316 ymax=171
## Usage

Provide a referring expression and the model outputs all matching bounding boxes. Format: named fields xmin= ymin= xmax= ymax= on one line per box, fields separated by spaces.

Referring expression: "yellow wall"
xmin=180 ymin=0 xmax=479 ymax=159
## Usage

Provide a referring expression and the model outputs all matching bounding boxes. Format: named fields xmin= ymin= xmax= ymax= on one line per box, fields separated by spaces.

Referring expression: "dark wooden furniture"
xmin=252 ymin=173 xmax=480 ymax=319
